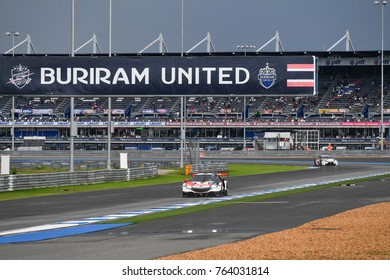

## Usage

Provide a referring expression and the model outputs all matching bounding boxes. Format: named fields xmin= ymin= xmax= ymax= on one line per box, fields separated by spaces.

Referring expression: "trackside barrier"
xmin=190 ymin=162 xmax=228 ymax=174
xmin=185 ymin=165 xmax=191 ymax=175
xmin=0 ymin=164 xmax=158 ymax=192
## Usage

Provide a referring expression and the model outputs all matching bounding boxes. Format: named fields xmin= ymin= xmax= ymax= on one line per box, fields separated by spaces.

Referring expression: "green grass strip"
xmin=0 ymin=164 xmax=305 ymax=201
xmin=102 ymin=174 xmax=390 ymax=225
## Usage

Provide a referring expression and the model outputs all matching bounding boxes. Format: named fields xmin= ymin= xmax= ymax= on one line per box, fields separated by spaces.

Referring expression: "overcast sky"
xmin=0 ymin=0 xmax=389 ymax=55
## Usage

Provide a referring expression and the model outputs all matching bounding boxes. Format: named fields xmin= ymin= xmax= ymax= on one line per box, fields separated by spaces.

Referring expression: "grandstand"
xmin=0 ymin=51 xmax=389 ymax=151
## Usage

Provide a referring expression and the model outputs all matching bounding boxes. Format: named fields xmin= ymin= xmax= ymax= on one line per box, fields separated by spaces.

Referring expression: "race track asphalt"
xmin=0 ymin=162 xmax=389 ymax=259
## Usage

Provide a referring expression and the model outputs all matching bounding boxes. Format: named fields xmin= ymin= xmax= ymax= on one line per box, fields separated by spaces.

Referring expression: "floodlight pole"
xmin=5 ymin=31 xmax=19 ymax=151
xmin=375 ymin=0 xmax=387 ymax=150
xmin=244 ymin=96 xmax=247 ymax=149
xmin=11 ymin=96 xmax=15 ymax=151
xmin=109 ymin=0 xmax=112 ymax=57
xmin=107 ymin=0 xmax=112 ymax=169
xmin=181 ymin=0 xmax=184 ymax=57
xmin=180 ymin=0 xmax=184 ymax=168
xmin=71 ymin=0 xmax=75 ymax=58
xmin=70 ymin=0 xmax=75 ymax=172
xmin=107 ymin=97 xmax=112 ymax=170
xmin=5 ymin=33 xmax=37 ymax=55
xmin=237 ymin=45 xmax=256 ymax=57
xmin=236 ymin=45 xmax=255 ymax=150
xmin=5 ymin=31 xmax=19 ymax=56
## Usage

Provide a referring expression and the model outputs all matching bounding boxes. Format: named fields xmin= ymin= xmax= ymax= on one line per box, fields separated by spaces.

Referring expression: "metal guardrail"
xmin=190 ymin=162 xmax=228 ymax=173
xmin=199 ymin=150 xmax=390 ymax=158
xmin=0 ymin=161 xmax=225 ymax=192
xmin=0 ymin=164 xmax=158 ymax=192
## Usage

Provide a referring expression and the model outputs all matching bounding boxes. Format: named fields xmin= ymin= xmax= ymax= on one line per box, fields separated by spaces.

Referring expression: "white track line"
xmin=1 ymin=171 xmax=389 ymax=237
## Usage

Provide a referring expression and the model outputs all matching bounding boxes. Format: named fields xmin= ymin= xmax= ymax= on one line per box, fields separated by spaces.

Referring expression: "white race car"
xmin=182 ymin=172 xmax=228 ymax=197
xmin=314 ymin=155 xmax=339 ymax=166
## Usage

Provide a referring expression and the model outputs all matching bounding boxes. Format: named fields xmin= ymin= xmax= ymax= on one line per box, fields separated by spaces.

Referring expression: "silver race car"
xmin=314 ymin=155 xmax=339 ymax=166
xmin=182 ymin=172 xmax=228 ymax=197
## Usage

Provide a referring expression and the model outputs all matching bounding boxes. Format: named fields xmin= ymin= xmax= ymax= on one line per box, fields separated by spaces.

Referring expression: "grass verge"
xmin=0 ymin=164 xmax=305 ymax=201
xmin=101 ymin=174 xmax=390 ymax=225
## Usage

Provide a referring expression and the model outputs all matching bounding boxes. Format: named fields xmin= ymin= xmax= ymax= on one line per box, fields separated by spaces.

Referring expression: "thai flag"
xmin=286 ymin=63 xmax=315 ymax=88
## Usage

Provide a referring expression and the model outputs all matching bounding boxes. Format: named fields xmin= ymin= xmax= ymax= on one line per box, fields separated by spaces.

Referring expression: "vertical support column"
xmin=70 ymin=97 xmax=75 ymax=172
xmin=181 ymin=0 xmax=184 ymax=57
xmin=107 ymin=97 xmax=112 ymax=170
xmin=70 ymin=0 xmax=75 ymax=172
xmin=243 ymin=96 xmax=247 ymax=149
xmin=109 ymin=0 xmax=112 ymax=57
xmin=380 ymin=2 xmax=385 ymax=150
xmin=11 ymin=96 xmax=15 ymax=151
xmin=27 ymin=34 xmax=31 ymax=54
xmin=180 ymin=96 xmax=184 ymax=168
xmin=71 ymin=0 xmax=75 ymax=57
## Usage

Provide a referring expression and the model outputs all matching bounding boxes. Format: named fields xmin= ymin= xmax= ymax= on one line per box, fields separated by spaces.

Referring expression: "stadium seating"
xmin=1 ymin=70 xmax=389 ymax=123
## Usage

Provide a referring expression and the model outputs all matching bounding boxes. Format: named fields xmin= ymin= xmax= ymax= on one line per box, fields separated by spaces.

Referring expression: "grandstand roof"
xmin=1 ymin=50 xmax=389 ymax=58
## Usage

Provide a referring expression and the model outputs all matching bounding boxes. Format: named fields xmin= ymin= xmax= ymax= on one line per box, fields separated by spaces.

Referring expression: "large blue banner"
xmin=0 ymin=55 xmax=317 ymax=96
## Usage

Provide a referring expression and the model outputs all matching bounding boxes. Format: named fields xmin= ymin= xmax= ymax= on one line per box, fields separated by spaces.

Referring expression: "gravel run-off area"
xmin=159 ymin=202 xmax=390 ymax=260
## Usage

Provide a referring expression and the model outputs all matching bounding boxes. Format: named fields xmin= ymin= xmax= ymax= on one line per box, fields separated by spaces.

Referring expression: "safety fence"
xmin=189 ymin=162 xmax=228 ymax=174
xmin=0 ymin=164 xmax=158 ymax=192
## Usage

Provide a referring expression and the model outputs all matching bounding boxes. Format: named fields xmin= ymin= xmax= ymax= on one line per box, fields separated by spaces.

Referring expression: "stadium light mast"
xmin=5 ymin=31 xmax=19 ymax=57
xmin=236 ymin=45 xmax=256 ymax=150
xmin=5 ymin=33 xmax=37 ymax=54
xmin=237 ymin=45 xmax=256 ymax=57
xmin=181 ymin=0 xmax=184 ymax=57
xmin=70 ymin=0 xmax=75 ymax=172
xmin=180 ymin=0 xmax=184 ymax=168
xmin=109 ymin=0 xmax=112 ymax=57
xmin=107 ymin=0 xmax=113 ymax=170
xmin=374 ymin=0 xmax=387 ymax=151
xmin=5 ymin=31 xmax=19 ymax=151
xmin=71 ymin=0 xmax=75 ymax=57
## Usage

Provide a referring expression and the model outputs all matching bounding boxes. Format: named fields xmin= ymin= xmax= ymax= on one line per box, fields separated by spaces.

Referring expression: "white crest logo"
xmin=258 ymin=63 xmax=277 ymax=89
xmin=8 ymin=64 xmax=34 ymax=89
